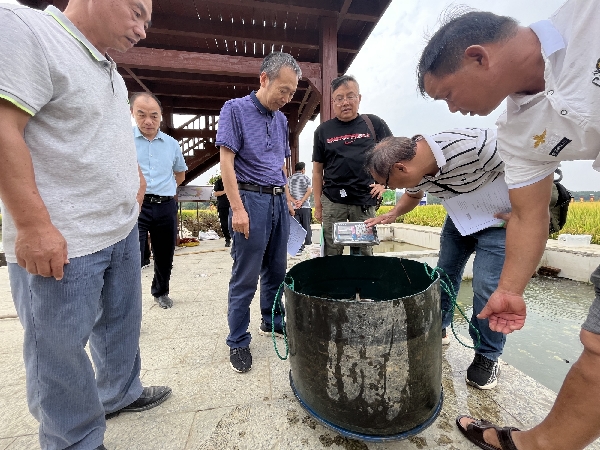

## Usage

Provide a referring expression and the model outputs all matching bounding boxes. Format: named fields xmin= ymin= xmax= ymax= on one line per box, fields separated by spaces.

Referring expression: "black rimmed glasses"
xmin=384 ymin=167 xmax=391 ymax=190
xmin=333 ymin=94 xmax=359 ymax=104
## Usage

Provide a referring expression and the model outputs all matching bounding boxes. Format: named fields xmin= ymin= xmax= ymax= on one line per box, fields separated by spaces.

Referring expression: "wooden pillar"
xmin=161 ymin=104 xmax=174 ymax=134
xmin=288 ymin=109 xmax=299 ymax=176
xmin=319 ymin=16 xmax=337 ymax=123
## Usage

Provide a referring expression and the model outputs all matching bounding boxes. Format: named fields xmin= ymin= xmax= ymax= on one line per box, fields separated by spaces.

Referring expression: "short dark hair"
xmin=129 ymin=92 xmax=162 ymax=111
xmin=365 ymin=137 xmax=417 ymax=178
xmin=331 ymin=75 xmax=359 ymax=94
xmin=417 ymin=10 xmax=518 ymax=96
xmin=294 ymin=162 xmax=305 ymax=171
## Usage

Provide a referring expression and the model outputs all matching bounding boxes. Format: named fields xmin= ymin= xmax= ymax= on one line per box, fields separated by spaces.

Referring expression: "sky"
xmin=5 ymin=0 xmax=599 ymax=190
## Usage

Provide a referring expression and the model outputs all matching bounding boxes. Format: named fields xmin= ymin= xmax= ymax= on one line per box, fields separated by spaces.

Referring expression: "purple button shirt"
xmin=216 ymin=91 xmax=290 ymax=186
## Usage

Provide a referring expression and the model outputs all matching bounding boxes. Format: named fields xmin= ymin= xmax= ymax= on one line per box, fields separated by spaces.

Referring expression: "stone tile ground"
xmin=0 ymin=240 xmax=598 ymax=449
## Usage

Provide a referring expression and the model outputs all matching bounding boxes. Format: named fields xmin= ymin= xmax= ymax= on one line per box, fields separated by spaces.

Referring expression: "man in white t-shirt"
xmin=0 ymin=1 xmax=171 ymax=449
xmin=418 ymin=1 xmax=600 ymax=449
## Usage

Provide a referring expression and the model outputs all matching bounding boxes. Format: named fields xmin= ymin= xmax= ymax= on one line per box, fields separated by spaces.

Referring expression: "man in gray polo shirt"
xmin=0 ymin=1 xmax=171 ymax=449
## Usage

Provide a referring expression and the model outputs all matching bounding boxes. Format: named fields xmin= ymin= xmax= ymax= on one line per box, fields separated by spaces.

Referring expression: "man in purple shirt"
xmin=216 ymin=52 xmax=300 ymax=373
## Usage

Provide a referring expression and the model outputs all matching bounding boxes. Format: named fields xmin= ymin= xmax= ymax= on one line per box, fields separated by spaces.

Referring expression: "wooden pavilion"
xmin=21 ymin=0 xmax=392 ymax=183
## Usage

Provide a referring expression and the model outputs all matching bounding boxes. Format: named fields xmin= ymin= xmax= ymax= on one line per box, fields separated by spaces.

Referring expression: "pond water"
xmin=451 ymin=276 xmax=595 ymax=393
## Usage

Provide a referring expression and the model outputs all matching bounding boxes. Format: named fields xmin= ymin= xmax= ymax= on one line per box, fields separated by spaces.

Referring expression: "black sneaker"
xmin=230 ymin=347 xmax=252 ymax=373
xmin=466 ymin=354 xmax=500 ymax=390
xmin=225 ymin=239 xmax=231 ymax=247
xmin=258 ymin=319 xmax=284 ymax=339
xmin=442 ymin=328 xmax=450 ymax=345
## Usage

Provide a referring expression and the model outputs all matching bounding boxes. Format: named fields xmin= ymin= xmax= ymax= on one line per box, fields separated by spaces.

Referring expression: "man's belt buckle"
xmin=273 ymin=186 xmax=284 ymax=195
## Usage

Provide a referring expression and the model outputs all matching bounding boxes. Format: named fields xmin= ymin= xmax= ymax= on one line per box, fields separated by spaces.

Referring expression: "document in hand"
xmin=442 ymin=177 xmax=511 ymax=236
xmin=287 ymin=217 xmax=307 ymax=256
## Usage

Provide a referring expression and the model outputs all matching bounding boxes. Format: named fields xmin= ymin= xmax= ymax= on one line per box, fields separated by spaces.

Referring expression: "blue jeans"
xmin=9 ymin=226 xmax=143 ymax=450
xmin=438 ymin=216 xmax=507 ymax=361
xmin=227 ymin=190 xmax=289 ymax=348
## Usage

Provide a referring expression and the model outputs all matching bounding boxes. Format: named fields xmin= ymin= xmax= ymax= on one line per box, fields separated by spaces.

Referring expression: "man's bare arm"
xmin=137 ymin=165 xmax=146 ymax=209
xmin=479 ymin=175 xmax=553 ymax=333
xmin=220 ymin=146 xmax=249 ymax=238
xmin=365 ymin=191 xmax=424 ymax=226
xmin=312 ymin=162 xmax=324 ymax=222
xmin=0 ymin=99 xmax=68 ymax=279
xmin=174 ymin=171 xmax=185 ymax=186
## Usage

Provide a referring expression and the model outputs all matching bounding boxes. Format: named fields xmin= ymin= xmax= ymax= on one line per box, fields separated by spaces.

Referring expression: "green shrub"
xmin=178 ymin=209 xmax=222 ymax=237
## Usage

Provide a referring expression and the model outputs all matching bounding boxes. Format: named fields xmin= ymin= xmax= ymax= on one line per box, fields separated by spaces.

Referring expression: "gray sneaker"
xmin=155 ymin=295 xmax=173 ymax=309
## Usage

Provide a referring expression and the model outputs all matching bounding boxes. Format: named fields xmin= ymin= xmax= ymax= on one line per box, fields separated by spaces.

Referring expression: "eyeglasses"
xmin=384 ymin=167 xmax=391 ymax=190
xmin=333 ymin=94 xmax=359 ymax=104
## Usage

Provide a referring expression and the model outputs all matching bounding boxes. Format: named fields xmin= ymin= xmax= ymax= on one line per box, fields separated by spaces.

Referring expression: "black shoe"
xmin=225 ymin=239 xmax=231 ymax=247
xmin=105 ymin=386 xmax=172 ymax=419
xmin=95 ymin=446 xmax=107 ymax=450
xmin=258 ymin=319 xmax=284 ymax=339
xmin=230 ymin=347 xmax=252 ymax=373
xmin=154 ymin=295 xmax=173 ymax=309
xmin=466 ymin=354 xmax=500 ymax=390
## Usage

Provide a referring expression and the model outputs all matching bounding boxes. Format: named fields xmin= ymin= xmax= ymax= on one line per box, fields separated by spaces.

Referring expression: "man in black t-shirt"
xmin=213 ymin=176 xmax=231 ymax=247
xmin=312 ymin=75 xmax=393 ymax=256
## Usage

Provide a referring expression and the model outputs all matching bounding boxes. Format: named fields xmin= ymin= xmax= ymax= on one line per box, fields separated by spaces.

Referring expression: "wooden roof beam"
xmin=146 ymin=14 xmax=361 ymax=53
xmin=112 ymin=48 xmax=322 ymax=89
xmin=198 ymin=0 xmax=378 ymax=22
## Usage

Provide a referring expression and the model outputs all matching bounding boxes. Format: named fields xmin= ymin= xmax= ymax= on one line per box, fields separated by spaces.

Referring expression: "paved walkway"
xmin=0 ymin=240 xmax=598 ymax=449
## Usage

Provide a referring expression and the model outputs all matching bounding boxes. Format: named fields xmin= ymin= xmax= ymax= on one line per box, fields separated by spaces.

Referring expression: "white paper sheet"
xmin=442 ymin=177 xmax=512 ymax=236
xmin=287 ymin=217 xmax=307 ymax=256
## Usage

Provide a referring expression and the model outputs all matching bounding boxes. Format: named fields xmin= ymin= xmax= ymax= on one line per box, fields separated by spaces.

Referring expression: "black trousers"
xmin=295 ymin=207 xmax=312 ymax=245
xmin=138 ymin=198 xmax=177 ymax=298
xmin=218 ymin=207 xmax=231 ymax=241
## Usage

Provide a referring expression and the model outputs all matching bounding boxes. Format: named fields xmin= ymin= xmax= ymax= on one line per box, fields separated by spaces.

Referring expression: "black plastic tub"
xmin=284 ymin=255 xmax=442 ymax=441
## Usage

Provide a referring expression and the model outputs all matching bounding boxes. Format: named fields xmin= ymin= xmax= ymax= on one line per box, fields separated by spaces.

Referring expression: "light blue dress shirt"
xmin=134 ymin=127 xmax=188 ymax=196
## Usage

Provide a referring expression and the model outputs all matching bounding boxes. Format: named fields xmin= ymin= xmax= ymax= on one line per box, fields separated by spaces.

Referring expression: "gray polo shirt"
xmin=0 ymin=5 xmax=139 ymax=263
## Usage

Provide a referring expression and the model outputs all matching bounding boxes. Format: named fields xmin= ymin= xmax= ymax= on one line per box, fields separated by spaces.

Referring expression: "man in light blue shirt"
xmin=132 ymin=92 xmax=187 ymax=309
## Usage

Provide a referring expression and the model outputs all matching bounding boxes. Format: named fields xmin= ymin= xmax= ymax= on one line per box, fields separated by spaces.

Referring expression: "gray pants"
xmin=321 ymin=195 xmax=375 ymax=256
xmin=582 ymin=265 xmax=600 ymax=335
xmin=9 ymin=227 xmax=143 ymax=450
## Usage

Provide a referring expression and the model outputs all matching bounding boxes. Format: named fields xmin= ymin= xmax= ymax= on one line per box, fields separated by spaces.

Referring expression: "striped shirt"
xmin=406 ymin=128 xmax=504 ymax=200
xmin=288 ymin=172 xmax=312 ymax=208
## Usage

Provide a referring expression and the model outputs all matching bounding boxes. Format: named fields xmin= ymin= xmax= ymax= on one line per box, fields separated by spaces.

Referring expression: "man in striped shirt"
xmin=287 ymin=162 xmax=313 ymax=254
xmin=365 ymin=128 xmax=506 ymax=390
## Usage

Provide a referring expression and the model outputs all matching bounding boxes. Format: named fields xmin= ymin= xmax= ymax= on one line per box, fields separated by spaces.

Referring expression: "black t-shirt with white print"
xmin=312 ymin=114 xmax=392 ymax=206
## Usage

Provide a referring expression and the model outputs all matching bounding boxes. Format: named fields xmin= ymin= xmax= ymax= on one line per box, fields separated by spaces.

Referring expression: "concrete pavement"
xmin=0 ymin=239 xmax=598 ymax=449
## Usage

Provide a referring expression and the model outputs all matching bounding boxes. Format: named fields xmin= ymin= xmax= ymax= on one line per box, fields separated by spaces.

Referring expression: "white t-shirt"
xmin=406 ymin=128 xmax=504 ymax=200
xmin=496 ymin=0 xmax=600 ymax=188
xmin=0 ymin=5 xmax=140 ymax=262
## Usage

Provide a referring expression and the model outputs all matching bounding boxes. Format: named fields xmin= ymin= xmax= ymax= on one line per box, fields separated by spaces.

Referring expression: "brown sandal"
xmin=456 ymin=415 xmax=520 ymax=450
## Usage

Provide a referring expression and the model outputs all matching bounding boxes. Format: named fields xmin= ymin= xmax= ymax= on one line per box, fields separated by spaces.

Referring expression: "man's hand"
xmin=288 ymin=205 xmax=296 ymax=216
xmin=314 ymin=203 xmax=322 ymax=223
xmin=15 ymin=223 xmax=69 ymax=280
xmin=365 ymin=211 xmax=398 ymax=227
xmin=231 ymin=208 xmax=250 ymax=239
xmin=369 ymin=183 xmax=385 ymax=199
xmin=494 ymin=212 xmax=512 ymax=228
xmin=293 ymin=199 xmax=303 ymax=209
xmin=478 ymin=290 xmax=527 ymax=334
